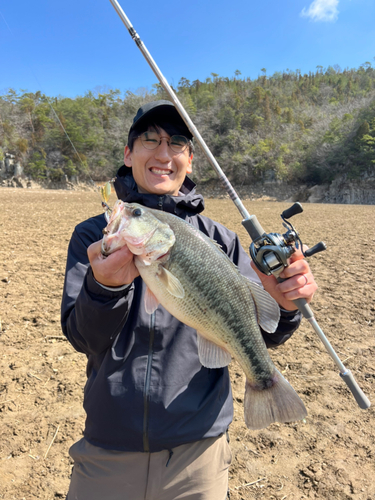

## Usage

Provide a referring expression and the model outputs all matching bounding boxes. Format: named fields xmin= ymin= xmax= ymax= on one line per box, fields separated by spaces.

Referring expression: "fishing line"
xmin=0 ymin=8 xmax=106 ymax=200
xmin=42 ymin=96 xmax=88 ymax=174
xmin=0 ymin=9 xmax=12 ymax=32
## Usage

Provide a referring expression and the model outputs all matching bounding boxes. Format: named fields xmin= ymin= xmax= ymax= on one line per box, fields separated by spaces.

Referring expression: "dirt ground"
xmin=0 ymin=188 xmax=374 ymax=500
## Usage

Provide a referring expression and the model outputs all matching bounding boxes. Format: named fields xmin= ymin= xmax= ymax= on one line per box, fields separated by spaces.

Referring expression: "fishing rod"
xmin=108 ymin=0 xmax=370 ymax=410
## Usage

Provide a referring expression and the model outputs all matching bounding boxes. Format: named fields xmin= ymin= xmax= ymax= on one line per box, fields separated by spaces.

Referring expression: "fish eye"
xmin=132 ymin=208 xmax=142 ymax=217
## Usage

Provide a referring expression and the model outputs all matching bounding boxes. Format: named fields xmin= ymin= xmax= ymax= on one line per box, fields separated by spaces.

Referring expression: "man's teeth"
xmin=151 ymin=168 xmax=171 ymax=175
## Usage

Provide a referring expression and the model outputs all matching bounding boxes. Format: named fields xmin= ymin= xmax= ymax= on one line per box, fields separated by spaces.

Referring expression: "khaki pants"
xmin=67 ymin=434 xmax=231 ymax=500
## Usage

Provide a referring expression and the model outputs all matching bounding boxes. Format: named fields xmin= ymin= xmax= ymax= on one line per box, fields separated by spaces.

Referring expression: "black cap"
xmin=128 ymin=100 xmax=192 ymax=141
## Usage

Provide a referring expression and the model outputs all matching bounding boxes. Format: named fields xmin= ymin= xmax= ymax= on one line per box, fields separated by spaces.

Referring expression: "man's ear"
xmin=186 ymin=153 xmax=193 ymax=174
xmin=124 ymin=145 xmax=132 ymax=167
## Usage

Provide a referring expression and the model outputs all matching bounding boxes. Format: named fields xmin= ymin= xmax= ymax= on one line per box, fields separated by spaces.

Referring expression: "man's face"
xmin=124 ymin=127 xmax=193 ymax=196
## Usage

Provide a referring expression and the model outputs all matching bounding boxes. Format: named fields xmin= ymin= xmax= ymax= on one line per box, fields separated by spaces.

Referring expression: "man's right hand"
xmin=87 ymin=240 xmax=139 ymax=288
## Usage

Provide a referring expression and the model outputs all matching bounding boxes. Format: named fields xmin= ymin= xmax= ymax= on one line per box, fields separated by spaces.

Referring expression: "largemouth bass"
xmin=101 ymin=200 xmax=307 ymax=430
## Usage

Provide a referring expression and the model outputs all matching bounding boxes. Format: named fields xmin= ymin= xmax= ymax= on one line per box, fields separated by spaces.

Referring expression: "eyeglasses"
xmin=137 ymin=131 xmax=190 ymax=154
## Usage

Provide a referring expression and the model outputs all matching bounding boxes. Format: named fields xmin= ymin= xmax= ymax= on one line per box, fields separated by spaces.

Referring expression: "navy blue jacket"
xmin=61 ymin=167 xmax=301 ymax=452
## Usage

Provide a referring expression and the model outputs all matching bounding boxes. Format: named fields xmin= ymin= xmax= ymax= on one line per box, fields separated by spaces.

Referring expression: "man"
xmin=61 ymin=100 xmax=317 ymax=500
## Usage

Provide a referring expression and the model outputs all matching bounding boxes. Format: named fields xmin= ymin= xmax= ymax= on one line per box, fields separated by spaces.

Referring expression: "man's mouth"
xmin=149 ymin=167 xmax=172 ymax=176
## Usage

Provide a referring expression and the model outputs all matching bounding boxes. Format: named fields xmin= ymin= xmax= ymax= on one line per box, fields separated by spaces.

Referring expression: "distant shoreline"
xmin=1 ymin=176 xmax=375 ymax=205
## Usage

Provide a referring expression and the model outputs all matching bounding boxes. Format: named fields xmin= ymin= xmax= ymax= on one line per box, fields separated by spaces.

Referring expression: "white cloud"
xmin=301 ymin=0 xmax=339 ymax=22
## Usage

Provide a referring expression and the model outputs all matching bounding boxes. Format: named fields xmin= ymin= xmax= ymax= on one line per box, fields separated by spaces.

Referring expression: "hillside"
xmin=1 ymin=64 xmax=375 ymax=197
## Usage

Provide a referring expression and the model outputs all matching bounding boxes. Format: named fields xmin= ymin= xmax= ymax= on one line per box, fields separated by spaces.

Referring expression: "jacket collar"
xmin=113 ymin=166 xmax=205 ymax=217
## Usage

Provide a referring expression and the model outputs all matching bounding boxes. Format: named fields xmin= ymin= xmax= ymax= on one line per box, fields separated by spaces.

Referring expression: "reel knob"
xmin=281 ymin=202 xmax=303 ymax=220
xmin=304 ymin=242 xmax=327 ymax=257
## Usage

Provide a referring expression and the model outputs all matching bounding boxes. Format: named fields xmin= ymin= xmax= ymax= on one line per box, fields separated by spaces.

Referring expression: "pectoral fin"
xmin=246 ymin=280 xmax=280 ymax=333
xmin=144 ymin=287 xmax=160 ymax=314
xmin=197 ymin=334 xmax=232 ymax=368
xmin=157 ymin=266 xmax=185 ymax=298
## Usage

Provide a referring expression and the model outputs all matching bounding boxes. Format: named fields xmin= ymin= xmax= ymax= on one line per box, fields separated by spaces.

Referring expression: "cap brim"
xmin=129 ymin=103 xmax=192 ymax=139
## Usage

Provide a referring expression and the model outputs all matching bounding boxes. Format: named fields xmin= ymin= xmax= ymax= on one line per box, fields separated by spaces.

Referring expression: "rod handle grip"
xmin=292 ymin=297 xmax=314 ymax=319
xmin=242 ymin=216 xmax=266 ymax=243
xmin=340 ymin=370 xmax=371 ymax=409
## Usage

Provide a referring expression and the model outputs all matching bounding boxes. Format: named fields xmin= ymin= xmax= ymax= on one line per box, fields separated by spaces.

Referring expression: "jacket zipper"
xmin=143 ymin=311 xmax=155 ymax=453
xmin=143 ymin=199 xmax=162 ymax=452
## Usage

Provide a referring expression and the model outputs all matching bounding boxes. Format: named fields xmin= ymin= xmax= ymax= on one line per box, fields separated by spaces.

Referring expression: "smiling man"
xmin=124 ymin=101 xmax=193 ymax=196
xmin=61 ymin=100 xmax=317 ymax=500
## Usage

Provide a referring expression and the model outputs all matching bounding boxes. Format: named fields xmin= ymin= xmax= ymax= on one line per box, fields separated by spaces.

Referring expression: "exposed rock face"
xmin=306 ymin=176 xmax=375 ymax=204
xmin=198 ymin=180 xmax=299 ymax=202
xmin=4 ymin=154 xmax=16 ymax=173
xmin=14 ymin=162 xmax=24 ymax=177
xmin=199 ymin=177 xmax=375 ymax=205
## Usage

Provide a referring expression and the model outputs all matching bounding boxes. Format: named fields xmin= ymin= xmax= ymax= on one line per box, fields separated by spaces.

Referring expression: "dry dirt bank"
xmin=0 ymin=188 xmax=374 ymax=499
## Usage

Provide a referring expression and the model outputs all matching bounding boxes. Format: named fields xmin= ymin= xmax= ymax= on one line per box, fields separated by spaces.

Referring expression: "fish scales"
xmin=151 ymin=212 xmax=273 ymax=382
xmin=101 ymin=201 xmax=307 ymax=430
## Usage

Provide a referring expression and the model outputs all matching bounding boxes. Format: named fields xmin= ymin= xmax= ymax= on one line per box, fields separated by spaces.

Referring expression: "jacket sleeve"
xmin=61 ymin=217 xmax=134 ymax=356
xmin=199 ymin=217 xmax=302 ymax=348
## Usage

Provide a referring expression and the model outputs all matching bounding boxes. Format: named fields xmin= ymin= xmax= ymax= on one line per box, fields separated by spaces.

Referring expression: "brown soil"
xmin=0 ymin=188 xmax=374 ymax=500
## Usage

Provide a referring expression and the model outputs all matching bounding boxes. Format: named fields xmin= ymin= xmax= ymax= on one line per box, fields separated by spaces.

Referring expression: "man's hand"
xmin=251 ymin=246 xmax=318 ymax=311
xmin=87 ymin=240 xmax=139 ymax=288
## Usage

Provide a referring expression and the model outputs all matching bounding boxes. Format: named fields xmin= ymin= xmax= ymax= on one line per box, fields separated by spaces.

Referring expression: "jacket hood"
xmin=113 ymin=165 xmax=205 ymax=216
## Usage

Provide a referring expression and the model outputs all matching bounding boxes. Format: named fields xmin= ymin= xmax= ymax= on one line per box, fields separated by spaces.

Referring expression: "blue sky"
xmin=1 ymin=0 xmax=375 ymax=98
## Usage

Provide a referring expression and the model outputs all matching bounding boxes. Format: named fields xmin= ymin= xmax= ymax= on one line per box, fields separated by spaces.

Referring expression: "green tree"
xmin=19 ymin=94 xmax=36 ymax=132
xmin=263 ymin=93 xmax=271 ymax=121
xmin=25 ymin=152 xmax=47 ymax=179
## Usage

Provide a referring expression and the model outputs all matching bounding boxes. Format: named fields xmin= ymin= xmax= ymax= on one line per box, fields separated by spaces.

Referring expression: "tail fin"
xmin=244 ymin=369 xmax=307 ymax=430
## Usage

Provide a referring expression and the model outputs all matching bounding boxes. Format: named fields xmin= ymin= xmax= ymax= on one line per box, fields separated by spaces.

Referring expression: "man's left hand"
xmin=250 ymin=246 xmax=318 ymax=311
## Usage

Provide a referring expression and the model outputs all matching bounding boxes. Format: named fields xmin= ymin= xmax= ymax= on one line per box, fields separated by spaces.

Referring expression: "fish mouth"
xmin=104 ymin=201 xmax=130 ymax=234
xmin=156 ymin=251 xmax=169 ymax=261
xmin=101 ymin=240 xmax=111 ymax=256
xmin=126 ymin=227 xmax=157 ymax=248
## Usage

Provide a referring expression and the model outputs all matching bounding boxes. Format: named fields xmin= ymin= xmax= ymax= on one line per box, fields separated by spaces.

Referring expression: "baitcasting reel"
xmin=244 ymin=202 xmax=326 ymax=280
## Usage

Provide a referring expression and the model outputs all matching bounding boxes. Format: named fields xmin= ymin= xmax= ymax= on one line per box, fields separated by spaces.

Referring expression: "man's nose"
xmin=154 ymin=138 xmax=172 ymax=160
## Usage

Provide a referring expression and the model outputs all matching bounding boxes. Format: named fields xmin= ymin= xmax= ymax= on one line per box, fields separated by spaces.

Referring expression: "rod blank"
xmin=108 ymin=0 xmax=370 ymax=411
